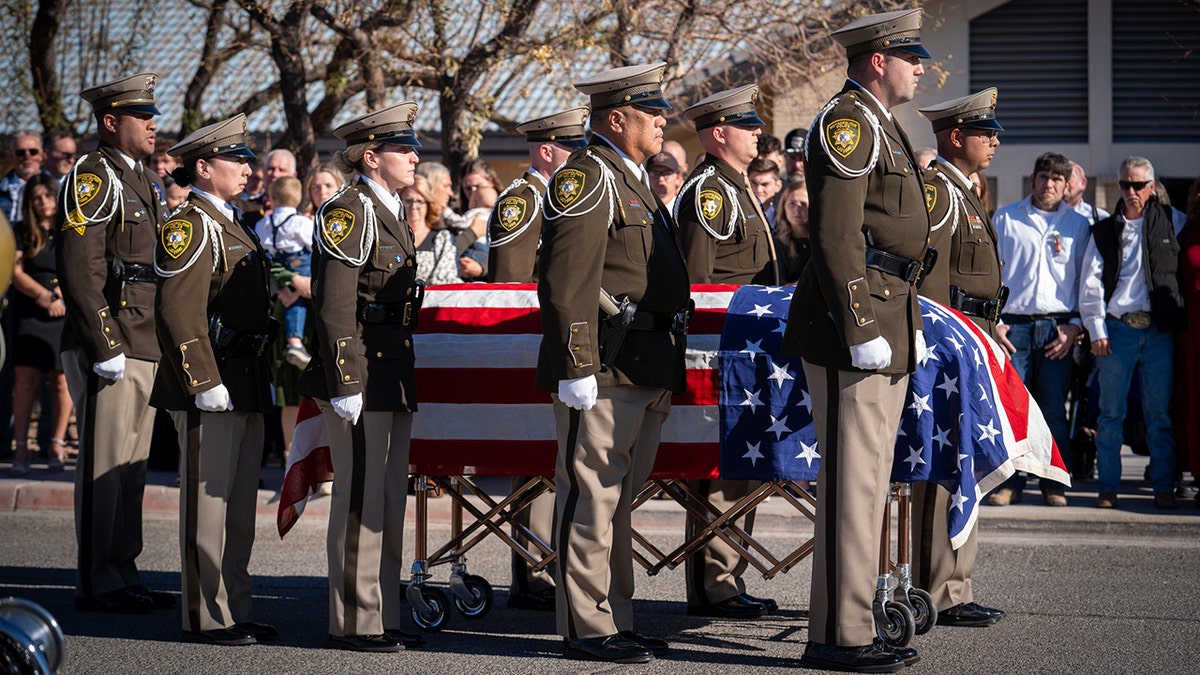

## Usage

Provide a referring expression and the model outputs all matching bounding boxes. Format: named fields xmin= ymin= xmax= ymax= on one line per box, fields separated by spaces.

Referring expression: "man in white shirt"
xmin=1064 ymin=161 xmax=1110 ymax=225
xmin=989 ymin=152 xmax=1092 ymax=507
xmin=1077 ymin=156 xmax=1184 ymax=510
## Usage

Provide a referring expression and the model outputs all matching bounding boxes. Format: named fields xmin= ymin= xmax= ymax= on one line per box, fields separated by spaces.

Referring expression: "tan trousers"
xmin=685 ymin=478 xmax=756 ymax=606
xmin=64 ymin=349 xmax=157 ymax=598
xmin=803 ymin=361 xmax=908 ymax=647
xmin=553 ymin=385 xmax=671 ymax=640
xmin=911 ymin=481 xmax=977 ymax=611
xmin=510 ymin=476 xmax=556 ymax=596
xmin=319 ymin=404 xmax=412 ymax=637
xmin=174 ymin=410 xmax=264 ymax=631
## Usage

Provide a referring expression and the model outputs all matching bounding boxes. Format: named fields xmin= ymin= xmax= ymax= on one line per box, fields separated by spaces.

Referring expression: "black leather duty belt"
xmin=114 ymin=262 xmax=158 ymax=283
xmin=209 ymin=315 xmax=278 ymax=358
xmin=866 ymin=247 xmax=922 ymax=284
xmin=627 ymin=303 xmax=694 ymax=336
xmin=950 ymin=285 xmax=1009 ymax=323
xmin=358 ymin=301 xmax=419 ymax=328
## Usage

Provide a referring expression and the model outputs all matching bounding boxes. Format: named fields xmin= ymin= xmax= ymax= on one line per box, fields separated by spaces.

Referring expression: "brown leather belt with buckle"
xmin=1107 ymin=311 xmax=1152 ymax=329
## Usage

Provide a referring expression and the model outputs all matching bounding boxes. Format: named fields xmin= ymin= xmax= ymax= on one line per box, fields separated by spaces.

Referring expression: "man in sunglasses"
xmin=1078 ymin=157 xmax=1185 ymax=510
xmin=990 ymin=152 xmax=1092 ymax=507
xmin=0 ymin=133 xmax=50 ymax=222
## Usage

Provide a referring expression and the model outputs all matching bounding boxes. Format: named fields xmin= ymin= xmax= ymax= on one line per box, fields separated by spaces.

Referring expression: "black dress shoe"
xmin=962 ymin=602 xmax=1005 ymax=620
xmin=327 ymin=634 xmax=403 ymax=653
xmin=183 ymin=628 xmax=256 ymax=646
xmin=687 ymin=594 xmax=766 ymax=619
xmin=739 ymin=592 xmax=779 ymax=613
xmin=800 ymin=642 xmax=904 ymax=673
xmin=617 ymin=630 xmax=668 ymax=654
xmin=876 ymin=639 xmax=920 ymax=666
xmin=234 ymin=622 xmax=279 ymax=642
xmin=937 ymin=603 xmax=998 ymax=627
xmin=127 ymin=585 xmax=177 ymax=610
xmin=74 ymin=588 xmax=154 ymax=614
xmin=563 ymin=634 xmax=653 ymax=663
xmin=384 ymin=629 xmax=426 ymax=649
xmin=506 ymin=589 xmax=556 ymax=611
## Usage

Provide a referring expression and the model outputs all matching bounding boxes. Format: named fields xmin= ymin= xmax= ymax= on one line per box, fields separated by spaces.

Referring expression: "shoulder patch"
xmin=74 ymin=173 xmax=103 ymax=207
xmin=699 ymin=189 xmax=723 ymax=222
xmin=924 ymin=183 xmax=937 ymax=213
xmin=321 ymin=208 xmax=356 ymax=247
xmin=496 ymin=195 xmax=528 ymax=232
xmin=161 ymin=219 xmax=193 ymax=259
xmin=825 ymin=118 xmax=860 ymax=158
xmin=552 ymin=169 xmax=586 ymax=209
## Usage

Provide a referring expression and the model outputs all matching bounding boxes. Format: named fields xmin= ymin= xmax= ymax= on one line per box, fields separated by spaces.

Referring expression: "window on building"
xmin=1112 ymin=0 xmax=1200 ymax=143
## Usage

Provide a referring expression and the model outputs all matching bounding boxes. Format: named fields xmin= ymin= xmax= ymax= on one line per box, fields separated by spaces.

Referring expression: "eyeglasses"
xmin=1118 ymin=180 xmax=1151 ymax=191
xmin=401 ymin=198 xmax=428 ymax=207
xmin=15 ymin=148 xmax=41 ymax=158
xmin=966 ymin=129 xmax=1000 ymax=140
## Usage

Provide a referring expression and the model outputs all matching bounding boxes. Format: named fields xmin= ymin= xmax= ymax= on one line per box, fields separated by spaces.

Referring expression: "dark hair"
xmin=458 ymin=159 xmax=503 ymax=205
xmin=170 ymin=161 xmax=197 ymax=188
xmin=1032 ymin=152 xmax=1072 ymax=181
xmin=18 ymin=174 xmax=59 ymax=256
xmin=756 ymin=133 xmax=782 ymax=157
xmin=747 ymin=157 xmax=781 ymax=177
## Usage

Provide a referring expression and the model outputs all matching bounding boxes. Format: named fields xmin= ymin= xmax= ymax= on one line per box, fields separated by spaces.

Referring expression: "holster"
xmin=208 ymin=313 xmax=279 ymax=359
xmin=598 ymin=296 xmax=636 ymax=371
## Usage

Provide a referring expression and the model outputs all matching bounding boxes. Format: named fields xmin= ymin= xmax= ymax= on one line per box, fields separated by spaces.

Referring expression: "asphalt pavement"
xmin=1 ymin=447 xmax=1197 ymax=674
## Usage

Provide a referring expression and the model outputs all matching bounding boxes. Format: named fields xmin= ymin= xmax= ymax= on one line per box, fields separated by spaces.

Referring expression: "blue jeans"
xmin=1000 ymin=317 xmax=1074 ymax=492
xmin=1094 ymin=320 xmax=1175 ymax=493
xmin=275 ymin=251 xmax=310 ymax=340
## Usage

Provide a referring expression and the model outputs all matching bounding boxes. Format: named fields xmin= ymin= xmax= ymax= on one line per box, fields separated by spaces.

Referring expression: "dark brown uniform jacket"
xmin=536 ymin=138 xmax=691 ymax=393
xmin=56 ymin=144 xmax=167 ymax=362
xmin=782 ymin=82 xmax=929 ymax=374
xmin=152 ymin=194 xmax=274 ymax=412
xmin=297 ymin=179 xmax=419 ymax=411
xmin=922 ymin=160 xmax=1003 ymax=339
xmin=676 ymin=155 xmax=776 ymax=285
xmin=488 ymin=171 xmax=545 ymax=283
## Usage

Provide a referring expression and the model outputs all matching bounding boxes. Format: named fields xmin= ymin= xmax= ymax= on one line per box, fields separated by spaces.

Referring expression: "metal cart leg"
xmin=874 ymin=484 xmax=915 ymax=648
xmin=408 ymin=475 xmax=451 ymax=631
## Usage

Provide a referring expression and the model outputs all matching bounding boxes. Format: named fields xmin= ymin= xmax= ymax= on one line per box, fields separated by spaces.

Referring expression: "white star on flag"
xmin=798 ymin=388 xmax=812 ymax=413
xmin=741 ymin=339 xmax=764 ymax=357
xmin=935 ymin=373 xmax=958 ymax=397
xmin=903 ymin=445 xmax=926 ymax=471
xmin=923 ymin=310 xmax=945 ymax=326
xmin=772 ymin=319 xmax=788 ymax=335
xmin=767 ymin=362 xmax=794 ymax=388
xmin=782 ymin=293 xmax=794 ymax=303
xmin=908 ymin=393 xmax=932 ymax=418
xmin=742 ymin=442 xmax=764 ymax=467
xmin=945 ymin=334 xmax=964 ymax=353
xmin=951 ymin=486 xmax=970 ymax=512
xmin=766 ymin=414 xmax=792 ymax=440
xmin=740 ymin=389 xmax=763 ymax=413
xmin=749 ymin=304 xmax=773 ymax=318
xmin=958 ymin=450 xmax=970 ymax=470
xmin=795 ymin=440 xmax=820 ymax=466
xmin=761 ymin=286 xmax=784 ymax=295
xmin=932 ymin=425 xmax=951 ymax=451
xmin=977 ymin=419 xmax=1000 ymax=444
xmin=924 ymin=342 xmax=940 ymax=364
xmin=977 ymin=382 xmax=989 ymax=402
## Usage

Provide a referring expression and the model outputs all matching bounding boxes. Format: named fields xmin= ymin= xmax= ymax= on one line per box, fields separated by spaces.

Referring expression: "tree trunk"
xmin=29 ymin=0 xmax=67 ymax=133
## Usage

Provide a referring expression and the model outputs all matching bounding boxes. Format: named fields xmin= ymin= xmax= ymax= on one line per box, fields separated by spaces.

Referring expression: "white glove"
xmin=332 ymin=393 xmax=364 ymax=425
xmin=93 ymin=353 xmax=126 ymax=381
xmin=849 ymin=335 xmax=892 ymax=370
xmin=914 ymin=329 xmax=928 ymax=364
xmin=558 ymin=375 xmax=598 ymax=411
xmin=195 ymin=384 xmax=233 ymax=412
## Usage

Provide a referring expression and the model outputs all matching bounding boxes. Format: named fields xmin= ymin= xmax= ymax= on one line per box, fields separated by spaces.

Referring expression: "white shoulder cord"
xmin=804 ymin=96 xmax=883 ymax=179
xmin=674 ymin=166 xmax=744 ymax=241
xmin=154 ymin=203 xmax=225 ymax=277
xmin=930 ymin=170 xmax=964 ymax=235
xmin=61 ymin=154 xmax=123 ymax=226
xmin=314 ymin=184 xmax=377 ymax=267
xmin=489 ymin=177 xmax=543 ymax=247
xmin=543 ymin=151 xmax=616 ymax=229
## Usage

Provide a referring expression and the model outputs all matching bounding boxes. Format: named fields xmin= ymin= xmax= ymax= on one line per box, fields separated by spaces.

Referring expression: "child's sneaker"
xmin=285 ymin=344 xmax=312 ymax=369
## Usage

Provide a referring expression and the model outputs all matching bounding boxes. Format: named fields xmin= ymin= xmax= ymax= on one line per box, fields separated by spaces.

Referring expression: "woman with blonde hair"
xmin=400 ymin=175 xmax=464 ymax=285
xmin=773 ymin=179 xmax=812 ymax=284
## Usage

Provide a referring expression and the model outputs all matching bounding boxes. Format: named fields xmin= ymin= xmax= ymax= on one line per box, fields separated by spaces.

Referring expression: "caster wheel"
xmin=453 ymin=574 xmax=493 ymax=618
xmin=411 ymin=586 xmax=451 ymax=632
xmin=877 ymin=601 xmax=915 ymax=648
xmin=908 ymin=588 xmax=937 ymax=635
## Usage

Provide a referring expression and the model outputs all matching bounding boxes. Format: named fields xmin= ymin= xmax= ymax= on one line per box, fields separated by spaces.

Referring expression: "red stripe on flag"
xmin=417 ymin=368 xmax=548 ymax=404
xmin=421 ymin=306 xmax=544 ymax=334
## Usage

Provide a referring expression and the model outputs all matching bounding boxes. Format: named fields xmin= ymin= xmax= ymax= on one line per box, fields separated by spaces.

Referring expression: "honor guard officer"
xmin=56 ymin=73 xmax=175 ymax=615
xmin=486 ymin=106 xmax=590 ymax=613
xmin=296 ymin=102 xmax=428 ymax=653
xmin=153 ymin=115 xmax=278 ymax=646
xmin=538 ymin=62 xmax=690 ymax=664
xmin=914 ymin=89 xmax=1008 ymax=628
xmin=780 ymin=9 xmax=931 ymax=672
xmin=675 ymin=84 xmax=779 ymax=620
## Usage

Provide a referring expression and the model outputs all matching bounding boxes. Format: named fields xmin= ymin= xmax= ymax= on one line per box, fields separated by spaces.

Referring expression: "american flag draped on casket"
xmin=278 ymin=284 xmax=1066 ymax=547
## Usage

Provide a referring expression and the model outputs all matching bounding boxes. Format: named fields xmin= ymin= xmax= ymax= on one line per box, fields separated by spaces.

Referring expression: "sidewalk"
xmin=2 ymin=446 xmax=1197 ymax=529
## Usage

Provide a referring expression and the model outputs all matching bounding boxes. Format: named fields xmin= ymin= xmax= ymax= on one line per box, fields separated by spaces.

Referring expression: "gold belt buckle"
xmin=1122 ymin=311 xmax=1151 ymax=329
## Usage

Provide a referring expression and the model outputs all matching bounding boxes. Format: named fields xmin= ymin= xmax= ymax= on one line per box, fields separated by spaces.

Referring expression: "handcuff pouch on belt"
xmin=357 ymin=280 xmax=426 ymax=330
xmin=950 ymin=285 xmax=1009 ymax=323
xmin=866 ymin=247 xmax=923 ymax=284
xmin=208 ymin=313 xmax=279 ymax=358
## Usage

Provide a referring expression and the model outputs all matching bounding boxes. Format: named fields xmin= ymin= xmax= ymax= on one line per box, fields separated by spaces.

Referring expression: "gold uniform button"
xmin=343 ymin=375 xmax=351 ymax=382
xmin=100 ymin=311 xmax=107 ymax=318
xmin=181 ymin=345 xmax=188 ymax=351
xmin=191 ymin=379 xmax=199 ymax=386
xmin=120 ymin=300 xmax=127 ymax=307
xmin=853 ymin=303 xmax=860 ymax=309
xmin=404 ymin=339 xmax=411 ymax=347
xmin=571 ymin=346 xmax=580 ymax=351
xmin=339 ymin=341 xmax=347 ymax=347
xmin=859 ymin=318 xmax=867 ymax=325
xmin=183 ymin=363 xmax=189 ymax=369
xmin=850 ymin=284 xmax=858 ymax=291
xmin=387 ymin=263 xmax=394 ymax=269
xmin=406 ymin=287 xmax=413 ymax=296
xmin=104 ymin=327 xmax=110 ymax=333
xmin=376 ymin=351 xmax=383 ymax=358
xmin=571 ymin=328 xmax=578 ymax=334
xmin=884 ymin=289 xmax=891 ymax=296
xmin=109 ymin=340 xmax=116 ymax=346
xmin=338 ymin=359 xmax=345 ymax=365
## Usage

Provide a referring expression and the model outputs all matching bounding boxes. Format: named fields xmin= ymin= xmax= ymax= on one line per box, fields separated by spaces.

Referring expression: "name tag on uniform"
xmin=227 ymin=244 xmax=244 ymax=252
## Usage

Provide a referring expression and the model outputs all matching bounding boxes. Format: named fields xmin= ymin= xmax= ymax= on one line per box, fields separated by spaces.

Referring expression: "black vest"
xmin=1091 ymin=199 xmax=1184 ymax=331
